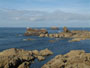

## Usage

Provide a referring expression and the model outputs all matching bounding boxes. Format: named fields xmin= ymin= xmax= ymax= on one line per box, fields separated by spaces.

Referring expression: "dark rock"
xmin=18 ymin=62 xmax=30 ymax=68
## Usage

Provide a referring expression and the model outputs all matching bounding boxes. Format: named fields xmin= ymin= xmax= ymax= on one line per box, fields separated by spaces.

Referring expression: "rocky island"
xmin=24 ymin=27 xmax=90 ymax=42
xmin=51 ymin=27 xmax=59 ymax=30
xmin=24 ymin=28 xmax=48 ymax=36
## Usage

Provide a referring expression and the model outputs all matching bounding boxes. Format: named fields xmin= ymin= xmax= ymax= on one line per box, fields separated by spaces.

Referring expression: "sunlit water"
xmin=0 ymin=27 xmax=90 ymax=68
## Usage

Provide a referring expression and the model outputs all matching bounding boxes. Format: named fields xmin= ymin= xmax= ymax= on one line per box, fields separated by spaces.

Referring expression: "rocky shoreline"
xmin=42 ymin=50 xmax=90 ymax=68
xmin=0 ymin=48 xmax=53 ymax=68
xmin=1 ymin=48 xmax=90 ymax=68
xmin=24 ymin=27 xmax=90 ymax=42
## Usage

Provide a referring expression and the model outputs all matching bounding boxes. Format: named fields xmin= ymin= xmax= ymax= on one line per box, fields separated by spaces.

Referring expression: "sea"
xmin=0 ymin=27 xmax=90 ymax=68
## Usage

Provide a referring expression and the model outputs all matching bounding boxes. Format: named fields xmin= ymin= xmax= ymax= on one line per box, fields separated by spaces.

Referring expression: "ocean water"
xmin=0 ymin=27 xmax=90 ymax=68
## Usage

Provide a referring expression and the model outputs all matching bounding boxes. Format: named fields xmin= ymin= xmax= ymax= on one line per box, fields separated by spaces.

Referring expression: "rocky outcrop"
xmin=63 ymin=27 xmax=70 ymax=33
xmin=39 ymin=34 xmax=49 ymax=37
xmin=42 ymin=50 xmax=90 ymax=68
xmin=49 ymin=40 xmax=56 ymax=43
xmin=37 ymin=56 xmax=45 ymax=61
xmin=69 ymin=38 xmax=86 ymax=42
xmin=24 ymin=27 xmax=90 ymax=42
xmin=0 ymin=48 xmax=53 ymax=68
xmin=23 ymin=38 xmax=35 ymax=41
xmin=39 ymin=48 xmax=53 ymax=56
xmin=51 ymin=27 xmax=59 ymax=30
xmin=24 ymin=28 xmax=48 ymax=36
xmin=18 ymin=62 xmax=30 ymax=68
xmin=39 ymin=27 xmax=90 ymax=42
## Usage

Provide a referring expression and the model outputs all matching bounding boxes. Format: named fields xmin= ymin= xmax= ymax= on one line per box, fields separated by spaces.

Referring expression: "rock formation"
xmin=23 ymin=38 xmax=35 ymax=41
xmin=51 ymin=27 xmax=59 ymax=30
xmin=24 ymin=28 xmax=48 ymax=36
xmin=42 ymin=50 xmax=90 ymax=68
xmin=63 ymin=27 xmax=70 ymax=33
xmin=24 ymin=27 xmax=90 ymax=42
xmin=0 ymin=48 xmax=53 ymax=68
xmin=39 ymin=48 xmax=53 ymax=56
xmin=69 ymin=38 xmax=86 ymax=42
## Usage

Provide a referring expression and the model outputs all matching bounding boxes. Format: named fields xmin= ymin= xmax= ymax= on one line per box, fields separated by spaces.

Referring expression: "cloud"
xmin=0 ymin=9 xmax=90 ymax=27
xmin=0 ymin=9 xmax=90 ymax=22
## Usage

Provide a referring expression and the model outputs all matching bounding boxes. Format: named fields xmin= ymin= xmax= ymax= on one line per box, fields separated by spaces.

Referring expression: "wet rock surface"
xmin=0 ymin=48 xmax=53 ymax=68
xmin=42 ymin=50 xmax=90 ymax=68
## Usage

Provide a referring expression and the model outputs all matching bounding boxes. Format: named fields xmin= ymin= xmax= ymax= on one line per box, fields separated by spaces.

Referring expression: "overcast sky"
xmin=0 ymin=0 xmax=90 ymax=27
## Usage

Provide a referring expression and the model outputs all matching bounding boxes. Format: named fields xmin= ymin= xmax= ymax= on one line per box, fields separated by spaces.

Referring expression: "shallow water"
xmin=0 ymin=27 xmax=90 ymax=68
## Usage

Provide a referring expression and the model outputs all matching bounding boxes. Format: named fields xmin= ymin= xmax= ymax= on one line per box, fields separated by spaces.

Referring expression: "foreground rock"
xmin=24 ymin=28 xmax=48 ymax=36
xmin=39 ymin=48 xmax=53 ymax=56
xmin=42 ymin=50 xmax=90 ymax=68
xmin=0 ymin=48 xmax=53 ymax=68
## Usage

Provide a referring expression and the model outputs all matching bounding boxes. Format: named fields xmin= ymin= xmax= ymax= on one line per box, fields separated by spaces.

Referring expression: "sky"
xmin=0 ymin=0 xmax=90 ymax=27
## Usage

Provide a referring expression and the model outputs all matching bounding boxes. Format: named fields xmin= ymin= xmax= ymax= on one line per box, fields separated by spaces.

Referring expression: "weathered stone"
xmin=18 ymin=62 xmax=30 ymax=68
xmin=54 ymin=34 xmax=59 ymax=38
xmin=42 ymin=50 xmax=90 ymax=68
xmin=24 ymin=27 xmax=90 ymax=41
xmin=45 ymin=34 xmax=49 ymax=37
xmin=39 ymin=48 xmax=53 ymax=56
xmin=0 ymin=48 xmax=53 ymax=68
xmin=63 ymin=27 xmax=70 ymax=33
xmin=51 ymin=27 xmax=59 ymax=30
xmin=24 ymin=28 xmax=48 ymax=36
xmin=49 ymin=34 xmax=54 ymax=38
xmin=37 ymin=56 xmax=45 ymax=61
xmin=40 ymin=34 xmax=45 ymax=37
xmin=32 ymin=50 xmax=39 ymax=56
